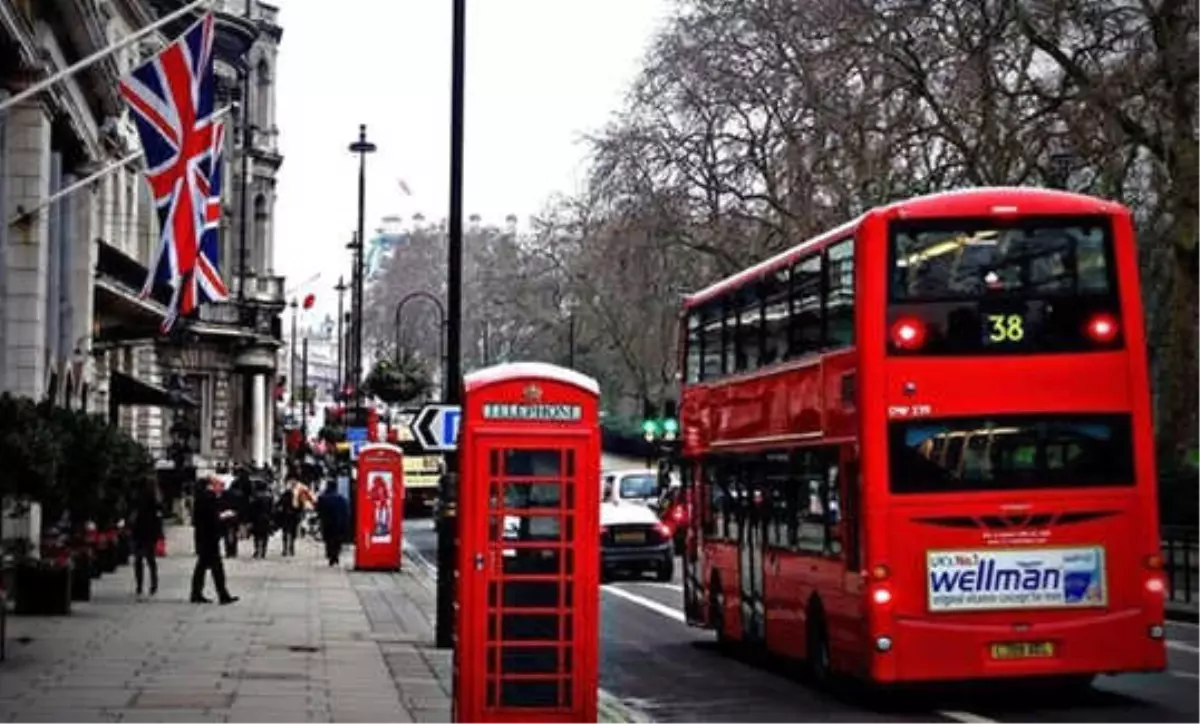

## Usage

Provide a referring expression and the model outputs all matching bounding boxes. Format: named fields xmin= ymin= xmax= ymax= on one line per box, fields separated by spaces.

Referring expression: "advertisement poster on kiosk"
xmin=368 ymin=471 xmax=394 ymax=544
xmin=354 ymin=443 xmax=405 ymax=571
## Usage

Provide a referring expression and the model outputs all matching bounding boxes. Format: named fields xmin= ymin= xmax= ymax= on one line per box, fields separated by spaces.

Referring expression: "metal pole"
xmin=289 ymin=300 xmax=297 ymax=415
xmin=349 ymin=126 xmax=376 ymax=409
xmin=436 ymin=0 xmax=466 ymax=651
xmin=301 ymin=336 xmax=309 ymax=439
xmin=335 ymin=276 xmax=346 ymax=397
xmin=0 ymin=0 xmax=213 ymax=115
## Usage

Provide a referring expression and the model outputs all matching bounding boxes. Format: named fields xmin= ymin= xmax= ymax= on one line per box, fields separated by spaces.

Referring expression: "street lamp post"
xmin=335 ymin=276 xmax=347 ymax=397
xmin=392 ymin=291 xmax=447 ymax=381
xmin=289 ymin=298 xmax=298 ymax=416
xmin=348 ymin=126 xmax=377 ymax=409
xmin=436 ymin=0 xmax=467 ymax=651
xmin=301 ymin=336 xmax=309 ymax=440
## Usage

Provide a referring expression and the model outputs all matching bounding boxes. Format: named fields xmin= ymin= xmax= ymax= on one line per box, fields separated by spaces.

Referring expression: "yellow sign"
xmin=986 ymin=314 xmax=1024 ymax=343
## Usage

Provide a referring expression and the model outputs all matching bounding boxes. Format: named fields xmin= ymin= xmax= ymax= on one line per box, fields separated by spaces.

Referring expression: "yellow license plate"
xmin=614 ymin=531 xmax=645 ymax=544
xmin=990 ymin=642 xmax=1055 ymax=660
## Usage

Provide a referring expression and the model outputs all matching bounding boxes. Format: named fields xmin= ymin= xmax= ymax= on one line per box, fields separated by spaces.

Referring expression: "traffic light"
xmin=642 ymin=418 xmax=660 ymax=442
xmin=662 ymin=417 xmax=679 ymax=441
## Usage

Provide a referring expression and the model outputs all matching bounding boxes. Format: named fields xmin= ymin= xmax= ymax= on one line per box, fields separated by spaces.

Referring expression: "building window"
xmin=253 ymin=193 xmax=268 ymax=274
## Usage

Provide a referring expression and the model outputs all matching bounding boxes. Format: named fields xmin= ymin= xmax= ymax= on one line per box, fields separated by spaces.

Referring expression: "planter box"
xmin=14 ymin=561 xmax=72 ymax=616
xmin=71 ymin=553 xmax=92 ymax=601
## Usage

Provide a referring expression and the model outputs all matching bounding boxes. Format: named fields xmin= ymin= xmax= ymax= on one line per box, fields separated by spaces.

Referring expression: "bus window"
xmin=685 ymin=313 xmax=701 ymax=384
xmin=762 ymin=268 xmax=790 ymax=366
xmin=701 ymin=305 xmax=723 ymax=380
xmin=722 ymin=299 xmax=738 ymax=375
xmin=826 ymin=239 xmax=855 ymax=347
xmin=790 ymin=255 xmax=822 ymax=357
xmin=737 ymin=288 xmax=762 ymax=372
xmin=889 ymin=413 xmax=1135 ymax=493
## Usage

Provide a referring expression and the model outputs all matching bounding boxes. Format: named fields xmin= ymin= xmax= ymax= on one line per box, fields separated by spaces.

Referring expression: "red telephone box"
xmin=354 ymin=442 xmax=405 ymax=571
xmin=455 ymin=362 xmax=601 ymax=723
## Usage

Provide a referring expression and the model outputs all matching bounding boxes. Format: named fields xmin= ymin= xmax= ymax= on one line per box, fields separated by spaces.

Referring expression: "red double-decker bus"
xmin=677 ymin=187 xmax=1167 ymax=687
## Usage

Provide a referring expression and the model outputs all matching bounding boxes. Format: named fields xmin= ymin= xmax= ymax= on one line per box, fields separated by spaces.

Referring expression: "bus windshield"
xmin=888 ymin=413 xmax=1135 ymax=494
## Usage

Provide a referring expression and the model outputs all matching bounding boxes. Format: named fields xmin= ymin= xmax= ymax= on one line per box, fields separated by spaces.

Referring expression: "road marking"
xmin=936 ymin=715 xmax=1003 ymax=724
xmin=1166 ymin=640 xmax=1199 ymax=653
xmin=603 ymin=584 xmax=687 ymax=623
xmin=1167 ymin=620 xmax=1198 ymax=631
xmin=1169 ymin=671 xmax=1198 ymax=680
xmin=626 ymin=581 xmax=684 ymax=592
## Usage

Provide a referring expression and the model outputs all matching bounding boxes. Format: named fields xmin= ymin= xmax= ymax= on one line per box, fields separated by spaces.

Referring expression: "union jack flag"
xmin=119 ymin=12 xmax=228 ymax=333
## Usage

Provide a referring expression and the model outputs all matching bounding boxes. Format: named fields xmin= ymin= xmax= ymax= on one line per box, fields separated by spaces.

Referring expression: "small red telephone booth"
xmin=454 ymin=363 xmax=601 ymax=723
xmin=354 ymin=442 xmax=405 ymax=571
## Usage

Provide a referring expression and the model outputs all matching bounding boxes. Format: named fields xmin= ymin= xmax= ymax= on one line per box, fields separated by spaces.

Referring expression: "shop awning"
xmin=109 ymin=370 xmax=197 ymax=409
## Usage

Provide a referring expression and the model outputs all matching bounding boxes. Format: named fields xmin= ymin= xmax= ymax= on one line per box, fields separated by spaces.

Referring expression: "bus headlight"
xmin=876 ymin=636 xmax=893 ymax=652
xmin=1148 ymin=625 xmax=1164 ymax=639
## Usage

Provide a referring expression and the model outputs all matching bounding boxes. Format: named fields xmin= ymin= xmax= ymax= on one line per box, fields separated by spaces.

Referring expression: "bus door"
xmin=682 ymin=460 xmax=705 ymax=625
xmin=738 ymin=464 xmax=766 ymax=643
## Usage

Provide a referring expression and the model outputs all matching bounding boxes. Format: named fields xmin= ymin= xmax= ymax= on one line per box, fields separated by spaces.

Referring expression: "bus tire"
xmin=807 ymin=606 xmax=832 ymax=687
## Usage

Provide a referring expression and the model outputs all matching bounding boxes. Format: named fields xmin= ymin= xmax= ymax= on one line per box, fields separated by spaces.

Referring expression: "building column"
xmin=251 ymin=372 xmax=267 ymax=466
xmin=1 ymin=101 xmax=52 ymax=399
xmin=263 ymin=372 xmax=275 ymax=471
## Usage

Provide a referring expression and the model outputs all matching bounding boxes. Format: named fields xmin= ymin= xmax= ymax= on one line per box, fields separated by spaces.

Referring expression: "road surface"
xmin=400 ymin=450 xmax=1199 ymax=722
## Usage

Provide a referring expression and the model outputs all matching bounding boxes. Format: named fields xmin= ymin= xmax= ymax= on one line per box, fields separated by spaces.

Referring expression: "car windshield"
xmin=619 ymin=474 xmax=658 ymax=499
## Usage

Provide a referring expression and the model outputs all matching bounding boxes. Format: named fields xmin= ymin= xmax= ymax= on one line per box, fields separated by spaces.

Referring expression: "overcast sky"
xmin=270 ymin=0 xmax=670 ymax=322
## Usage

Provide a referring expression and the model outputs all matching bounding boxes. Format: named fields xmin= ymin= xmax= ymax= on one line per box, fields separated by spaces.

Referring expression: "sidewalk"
xmin=0 ymin=527 xmax=451 ymax=723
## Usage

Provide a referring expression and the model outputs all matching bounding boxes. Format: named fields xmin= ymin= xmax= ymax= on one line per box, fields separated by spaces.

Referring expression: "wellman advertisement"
xmin=926 ymin=546 xmax=1107 ymax=612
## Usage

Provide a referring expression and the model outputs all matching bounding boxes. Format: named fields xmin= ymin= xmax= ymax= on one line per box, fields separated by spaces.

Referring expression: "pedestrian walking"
xmin=249 ymin=480 xmax=274 ymax=558
xmin=276 ymin=473 xmax=300 ymax=557
xmin=191 ymin=476 xmax=238 ymax=605
xmin=316 ymin=480 xmax=350 ymax=566
xmin=129 ymin=479 xmax=163 ymax=596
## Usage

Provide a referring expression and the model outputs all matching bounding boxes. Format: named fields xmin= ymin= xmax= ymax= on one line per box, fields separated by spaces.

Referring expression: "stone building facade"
xmin=0 ymin=0 xmax=287 ymax=478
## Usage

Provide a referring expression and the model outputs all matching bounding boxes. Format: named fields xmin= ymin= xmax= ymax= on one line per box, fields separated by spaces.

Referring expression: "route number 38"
xmin=987 ymin=314 xmax=1025 ymax=343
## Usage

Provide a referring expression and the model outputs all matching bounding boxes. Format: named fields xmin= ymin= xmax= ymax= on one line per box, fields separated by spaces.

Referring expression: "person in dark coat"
xmin=130 ymin=479 xmax=163 ymax=596
xmin=316 ymin=480 xmax=350 ymax=566
xmin=191 ymin=476 xmax=238 ymax=605
xmin=249 ymin=480 xmax=274 ymax=558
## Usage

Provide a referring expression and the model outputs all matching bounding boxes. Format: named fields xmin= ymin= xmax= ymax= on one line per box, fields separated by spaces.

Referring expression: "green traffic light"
xmin=662 ymin=418 xmax=678 ymax=434
xmin=642 ymin=419 xmax=659 ymax=436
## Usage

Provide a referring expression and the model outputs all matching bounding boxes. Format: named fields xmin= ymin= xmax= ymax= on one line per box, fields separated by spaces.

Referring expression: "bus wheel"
xmin=807 ymin=611 xmax=832 ymax=687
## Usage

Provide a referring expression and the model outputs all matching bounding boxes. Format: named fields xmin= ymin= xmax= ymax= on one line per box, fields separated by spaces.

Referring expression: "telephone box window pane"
xmin=562 ymin=647 xmax=573 ymax=673
xmin=487 ymin=680 xmax=497 ymax=706
xmin=502 ymin=548 xmax=561 ymax=575
xmin=490 ymin=450 xmax=501 ymax=476
xmin=563 ymin=582 xmax=574 ymax=607
xmin=564 ymin=517 xmax=575 ymax=542
xmin=499 ymin=580 xmax=561 ymax=608
xmin=565 ymin=549 xmax=574 ymax=575
xmin=500 ymin=646 xmax=560 ymax=674
xmin=504 ymin=449 xmax=562 ymax=476
xmin=562 ymin=679 xmax=573 ymax=707
xmin=501 ymin=613 xmax=560 ymax=641
xmin=488 ymin=614 xmax=498 ymax=640
xmin=562 ymin=614 xmax=574 ymax=643
xmin=488 ymin=582 xmax=498 ymax=607
xmin=566 ymin=449 xmax=575 ymax=477
xmin=500 ymin=680 xmax=559 ymax=708
xmin=565 ymin=484 xmax=575 ymax=508
xmin=493 ymin=515 xmax=563 ymax=542
xmin=503 ymin=483 xmax=561 ymax=509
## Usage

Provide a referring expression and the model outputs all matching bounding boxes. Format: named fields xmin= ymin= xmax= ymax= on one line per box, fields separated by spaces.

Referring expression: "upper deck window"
xmin=887 ymin=217 xmax=1122 ymax=355
xmin=891 ymin=218 xmax=1114 ymax=302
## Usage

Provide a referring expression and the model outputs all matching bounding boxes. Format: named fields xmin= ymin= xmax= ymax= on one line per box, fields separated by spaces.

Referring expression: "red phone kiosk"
xmin=354 ymin=442 xmax=405 ymax=571
xmin=454 ymin=363 xmax=601 ymax=723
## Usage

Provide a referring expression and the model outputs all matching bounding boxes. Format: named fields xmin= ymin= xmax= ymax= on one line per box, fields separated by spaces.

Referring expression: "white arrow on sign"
xmin=410 ymin=404 xmax=461 ymax=452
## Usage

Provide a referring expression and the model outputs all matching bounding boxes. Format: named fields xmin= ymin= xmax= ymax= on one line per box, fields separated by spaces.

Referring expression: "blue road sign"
xmin=411 ymin=404 xmax=461 ymax=452
xmin=346 ymin=426 xmax=368 ymax=443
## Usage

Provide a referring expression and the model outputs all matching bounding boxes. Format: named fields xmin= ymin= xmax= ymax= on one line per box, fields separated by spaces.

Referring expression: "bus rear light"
xmin=872 ymin=587 xmax=893 ymax=605
xmin=870 ymin=564 xmax=891 ymax=581
xmin=600 ymin=526 xmax=609 ymax=538
xmin=1145 ymin=576 xmax=1165 ymax=595
xmin=1085 ymin=313 xmax=1119 ymax=343
xmin=890 ymin=319 xmax=927 ymax=350
xmin=1145 ymin=554 xmax=1163 ymax=570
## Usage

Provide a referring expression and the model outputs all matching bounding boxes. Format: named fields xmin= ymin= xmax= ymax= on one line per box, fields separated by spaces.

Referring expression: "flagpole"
xmin=5 ymin=105 xmax=234 ymax=227
xmin=0 ymin=0 xmax=213 ymax=115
